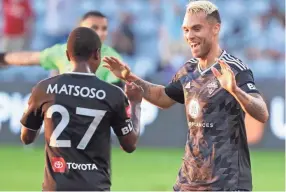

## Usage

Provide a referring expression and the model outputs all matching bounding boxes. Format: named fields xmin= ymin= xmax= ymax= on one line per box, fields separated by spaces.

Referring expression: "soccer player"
xmin=0 ymin=11 xmax=123 ymax=87
xmin=20 ymin=27 xmax=142 ymax=191
xmin=103 ymin=1 xmax=269 ymax=191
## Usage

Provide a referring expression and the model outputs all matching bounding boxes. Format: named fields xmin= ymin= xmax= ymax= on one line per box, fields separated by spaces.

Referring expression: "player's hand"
xmin=103 ymin=56 xmax=131 ymax=81
xmin=211 ymin=59 xmax=237 ymax=94
xmin=125 ymin=82 xmax=143 ymax=104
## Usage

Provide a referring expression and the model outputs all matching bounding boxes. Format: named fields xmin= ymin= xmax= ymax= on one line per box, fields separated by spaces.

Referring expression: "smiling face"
xmin=182 ymin=11 xmax=220 ymax=59
xmin=182 ymin=0 xmax=221 ymax=59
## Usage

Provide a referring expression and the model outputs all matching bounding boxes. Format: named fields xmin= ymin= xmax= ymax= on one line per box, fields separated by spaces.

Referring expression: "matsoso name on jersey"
xmin=47 ymin=84 xmax=106 ymax=99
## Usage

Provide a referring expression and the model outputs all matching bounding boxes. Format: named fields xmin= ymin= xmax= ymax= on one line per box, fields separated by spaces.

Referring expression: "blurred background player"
xmin=20 ymin=27 xmax=142 ymax=191
xmin=103 ymin=1 xmax=269 ymax=191
xmin=1 ymin=0 xmax=34 ymax=52
xmin=0 ymin=10 xmax=124 ymax=87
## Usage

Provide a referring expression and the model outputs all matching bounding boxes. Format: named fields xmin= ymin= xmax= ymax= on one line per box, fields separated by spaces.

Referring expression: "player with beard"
xmin=20 ymin=27 xmax=143 ymax=191
xmin=102 ymin=1 xmax=269 ymax=191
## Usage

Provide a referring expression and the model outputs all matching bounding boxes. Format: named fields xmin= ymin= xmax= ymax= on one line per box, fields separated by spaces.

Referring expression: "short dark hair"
xmin=207 ymin=10 xmax=221 ymax=24
xmin=67 ymin=27 xmax=101 ymax=61
xmin=81 ymin=11 xmax=106 ymax=21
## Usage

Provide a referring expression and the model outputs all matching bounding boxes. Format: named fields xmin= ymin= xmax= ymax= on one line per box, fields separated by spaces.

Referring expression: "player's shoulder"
xmin=97 ymin=80 xmax=128 ymax=107
xmin=34 ymin=75 xmax=61 ymax=90
xmin=29 ymin=75 xmax=61 ymax=99
xmin=221 ymin=51 xmax=250 ymax=74
xmin=172 ymin=58 xmax=198 ymax=81
xmin=102 ymin=44 xmax=114 ymax=52
xmin=101 ymin=44 xmax=121 ymax=58
xmin=104 ymin=81 xmax=126 ymax=98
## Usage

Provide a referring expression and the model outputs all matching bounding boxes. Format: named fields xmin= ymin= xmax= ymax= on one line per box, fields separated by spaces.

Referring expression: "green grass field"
xmin=0 ymin=146 xmax=284 ymax=191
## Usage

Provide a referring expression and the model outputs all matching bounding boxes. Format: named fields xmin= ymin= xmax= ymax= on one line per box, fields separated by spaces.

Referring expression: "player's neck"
xmin=198 ymin=44 xmax=222 ymax=71
xmin=70 ymin=61 xmax=92 ymax=74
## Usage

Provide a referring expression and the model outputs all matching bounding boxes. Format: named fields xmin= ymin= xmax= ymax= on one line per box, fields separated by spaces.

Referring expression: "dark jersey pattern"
xmin=20 ymin=72 xmax=132 ymax=191
xmin=165 ymin=50 xmax=259 ymax=191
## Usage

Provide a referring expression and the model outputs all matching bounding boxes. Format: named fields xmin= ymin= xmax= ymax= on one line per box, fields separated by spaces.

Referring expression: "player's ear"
xmin=213 ymin=23 xmax=220 ymax=36
xmin=66 ymin=50 xmax=70 ymax=61
xmin=93 ymin=48 xmax=101 ymax=60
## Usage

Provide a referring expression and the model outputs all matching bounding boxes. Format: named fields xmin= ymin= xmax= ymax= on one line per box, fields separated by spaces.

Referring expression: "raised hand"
xmin=125 ymin=82 xmax=143 ymax=104
xmin=103 ymin=56 xmax=131 ymax=81
xmin=211 ymin=59 xmax=237 ymax=94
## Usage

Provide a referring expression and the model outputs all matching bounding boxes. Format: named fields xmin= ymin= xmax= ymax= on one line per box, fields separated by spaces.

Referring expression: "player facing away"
xmin=103 ymin=1 xmax=269 ymax=191
xmin=20 ymin=27 xmax=143 ymax=191
xmin=0 ymin=11 xmax=123 ymax=87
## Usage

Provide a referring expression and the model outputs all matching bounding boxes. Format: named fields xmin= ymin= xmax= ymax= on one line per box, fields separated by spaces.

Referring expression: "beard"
xmin=191 ymin=40 xmax=212 ymax=59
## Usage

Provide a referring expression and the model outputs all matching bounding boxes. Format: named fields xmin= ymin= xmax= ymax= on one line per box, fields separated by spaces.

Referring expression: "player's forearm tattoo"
xmin=232 ymin=88 xmax=269 ymax=123
xmin=130 ymin=102 xmax=141 ymax=136
xmin=133 ymin=79 xmax=164 ymax=99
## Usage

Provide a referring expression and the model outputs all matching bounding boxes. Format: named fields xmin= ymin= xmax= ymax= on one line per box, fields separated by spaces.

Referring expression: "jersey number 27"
xmin=46 ymin=104 xmax=106 ymax=150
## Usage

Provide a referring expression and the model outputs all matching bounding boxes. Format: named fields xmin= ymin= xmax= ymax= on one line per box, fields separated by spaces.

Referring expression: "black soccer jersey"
xmin=21 ymin=72 xmax=132 ymax=191
xmin=165 ymin=50 xmax=259 ymax=191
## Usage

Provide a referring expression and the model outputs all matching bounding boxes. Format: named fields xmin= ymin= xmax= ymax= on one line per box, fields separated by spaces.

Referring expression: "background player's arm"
xmin=1 ymin=44 xmax=61 ymax=70
xmin=20 ymin=86 xmax=44 ymax=144
xmin=103 ymin=57 xmax=177 ymax=109
xmin=0 ymin=51 xmax=40 ymax=66
xmin=112 ymin=83 xmax=143 ymax=153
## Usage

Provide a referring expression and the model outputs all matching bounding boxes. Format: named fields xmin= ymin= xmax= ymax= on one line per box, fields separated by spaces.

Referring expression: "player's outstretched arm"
xmin=0 ymin=51 xmax=41 ymax=66
xmin=103 ymin=56 xmax=176 ymax=109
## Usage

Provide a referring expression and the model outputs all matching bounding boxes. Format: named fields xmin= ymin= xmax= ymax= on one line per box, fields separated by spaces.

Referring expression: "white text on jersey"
xmin=47 ymin=84 xmax=106 ymax=100
xmin=66 ymin=162 xmax=98 ymax=171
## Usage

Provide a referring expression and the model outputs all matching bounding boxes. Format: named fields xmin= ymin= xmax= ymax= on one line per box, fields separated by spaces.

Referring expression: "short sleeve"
xmin=165 ymin=74 xmax=184 ymax=104
xmin=111 ymin=92 xmax=133 ymax=136
xmin=235 ymin=69 xmax=260 ymax=94
xmin=39 ymin=44 xmax=62 ymax=70
xmin=20 ymin=86 xmax=44 ymax=131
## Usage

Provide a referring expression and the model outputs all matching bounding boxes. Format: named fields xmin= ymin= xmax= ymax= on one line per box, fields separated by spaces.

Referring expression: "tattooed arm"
xmin=231 ymin=87 xmax=269 ymax=123
xmin=0 ymin=52 xmax=41 ymax=66
xmin=102 ymin=56 xmax=179 ymax=108
xmin=126 ymin=74 xmax=176 ymax=109
xmin=212 ymin=60 xmax=269 ymax=124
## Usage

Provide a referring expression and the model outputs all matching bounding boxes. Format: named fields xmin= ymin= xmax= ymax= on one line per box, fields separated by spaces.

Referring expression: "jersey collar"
xmin=65 ymin=72 xmax=95 ymax=76
xmin=197 ymin=50 xmax=226 ymax=75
